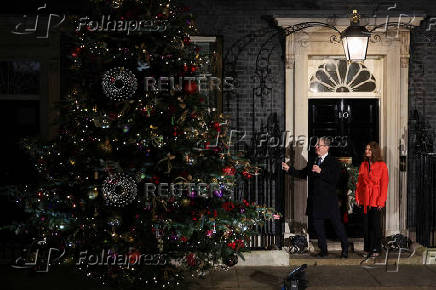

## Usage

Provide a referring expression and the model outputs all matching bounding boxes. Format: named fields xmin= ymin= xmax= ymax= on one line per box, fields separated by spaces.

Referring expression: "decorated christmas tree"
xmin=5 ymin=0 xmax=280 ymax=288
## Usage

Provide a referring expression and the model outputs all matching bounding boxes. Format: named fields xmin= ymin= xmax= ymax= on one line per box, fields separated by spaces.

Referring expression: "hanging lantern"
xmin=341 ymin=10 xmax=370 ymax=61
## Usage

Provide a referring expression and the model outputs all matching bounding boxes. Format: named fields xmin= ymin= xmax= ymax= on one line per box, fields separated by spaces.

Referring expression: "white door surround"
xmin=276 ymin=16 xmax=424 ymax=237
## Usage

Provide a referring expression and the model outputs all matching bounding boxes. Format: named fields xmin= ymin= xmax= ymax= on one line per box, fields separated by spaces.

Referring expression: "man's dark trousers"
xmin=313 ymin=208 xmax=348 ymax=254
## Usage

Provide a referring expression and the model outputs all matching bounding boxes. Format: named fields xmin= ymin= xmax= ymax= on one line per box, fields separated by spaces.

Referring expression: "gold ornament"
xmin=111 ymin=0 xmax=124 ymax=8
xmin=88 ymin=187 xmax=99 ymax=199
xmin=184 ymin=153 xmax=195 ymax=165
xmin=223 ymin=229 xmax=232 ymax=238
xmin=181 ymin=199 xmax=190 ymax=207
xmin=64 ymin=257 xmax=74 ymax=264
xmin=178 ymin=110 xmax=188 ymax=123
xmin=99 ymin=139 xmax=112 ymax=153
xmin=157 ymin=152 xmax=176 ymax=174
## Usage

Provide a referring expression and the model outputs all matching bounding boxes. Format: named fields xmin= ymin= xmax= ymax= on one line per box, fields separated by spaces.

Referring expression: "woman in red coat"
xmin=355 ymin=141 xmax=389 ymax=257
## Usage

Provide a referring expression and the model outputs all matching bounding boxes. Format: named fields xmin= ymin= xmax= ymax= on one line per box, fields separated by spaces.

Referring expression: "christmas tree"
xmin=5 ymin=0 xmax=280 ymax=288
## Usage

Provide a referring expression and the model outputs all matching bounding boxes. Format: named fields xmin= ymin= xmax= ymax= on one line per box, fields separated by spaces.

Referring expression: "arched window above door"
xmin=309 ymin=59 xmax=377 ymax=93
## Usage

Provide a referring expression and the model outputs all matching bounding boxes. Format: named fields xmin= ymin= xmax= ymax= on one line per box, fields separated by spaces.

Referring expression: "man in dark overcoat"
xmin=282 ymin=137 xmax=348 ymax=258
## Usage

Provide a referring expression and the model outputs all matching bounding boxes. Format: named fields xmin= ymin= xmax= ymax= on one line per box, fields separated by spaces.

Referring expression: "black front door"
xmin=308 ymin=98 xmax=379 ymax=238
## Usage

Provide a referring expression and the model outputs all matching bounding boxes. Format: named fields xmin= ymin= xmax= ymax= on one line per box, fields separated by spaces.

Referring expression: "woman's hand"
xmin=282 ymin=162 xmax=290 ymax=172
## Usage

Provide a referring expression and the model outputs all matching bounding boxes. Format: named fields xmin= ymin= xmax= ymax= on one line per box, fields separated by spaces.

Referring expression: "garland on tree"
xmin=342 ymin=162 xmax=359 ymax=213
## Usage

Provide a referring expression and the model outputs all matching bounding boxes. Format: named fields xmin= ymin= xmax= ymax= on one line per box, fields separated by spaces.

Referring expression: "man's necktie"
xmin=316 ymin=157 xmax=322 ymax=166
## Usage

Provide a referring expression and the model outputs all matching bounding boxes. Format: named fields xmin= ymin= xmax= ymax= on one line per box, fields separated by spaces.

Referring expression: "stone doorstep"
xmin=289 ymin=251 xmax=423 ymax=266
xmin=235 ymin=250 xmax=289 ymax=267
xmin=309 ymin=238 xmax=365 ymax=252
xmin=233 ymin=251 xmax=423 ymax=267
xmin=233 ymin=241 xmax=429 ymax=267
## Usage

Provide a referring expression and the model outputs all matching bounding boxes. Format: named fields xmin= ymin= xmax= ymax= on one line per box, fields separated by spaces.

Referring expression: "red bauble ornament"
xmin=223 ymin=166 xmax=236 ymax=176
xmin=186 ymin=253 xmax=196 ymax=266
xmin=184 ymin=81 xmax=198 ymax=94
xmin=222 ymin=201 xmax=235 ymax=211
xmin=242 ymin=171 xmax=252 ymax=179
xmin=151 ymin=176 xmax=160 ymax=184
xmin=71 ymin=47 xmax=81 ymax=57
xmin=213 ymin=122 xmax=221 ymax=132
xmin=183 ymin=37 xmax=191 ymax=45
xmin=108 ymin=112 xmax=118 ymax=120
xmin=168 ymin=105 xmax=176 ymax=114
xmin=129 ymin=251 xmax=141 ymax=264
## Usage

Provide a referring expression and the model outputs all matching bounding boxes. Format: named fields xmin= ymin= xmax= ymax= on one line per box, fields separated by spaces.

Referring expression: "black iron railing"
xmin=416 ymin=153 xmax=436 ymax=247
xmin=232 ymin=113 xmax=285 ymax=249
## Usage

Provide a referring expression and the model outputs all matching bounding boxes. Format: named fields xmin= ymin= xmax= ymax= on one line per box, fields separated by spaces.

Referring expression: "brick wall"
xmin=408 ymin=18 xmax=436 ymax=227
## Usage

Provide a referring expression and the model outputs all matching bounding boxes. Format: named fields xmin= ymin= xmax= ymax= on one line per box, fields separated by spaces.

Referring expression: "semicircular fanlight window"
xmin=309 ymin=60 xmax=376 ymax=93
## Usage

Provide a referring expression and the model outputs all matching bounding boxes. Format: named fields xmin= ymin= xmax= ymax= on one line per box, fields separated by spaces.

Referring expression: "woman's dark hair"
xmin=365 ymin=141 xmax=384 ymax=162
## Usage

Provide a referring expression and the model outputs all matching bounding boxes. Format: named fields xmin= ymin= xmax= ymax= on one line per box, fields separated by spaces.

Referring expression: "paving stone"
xmin=305 ymin=265 xmax=379 ymax=288
xmin=188 ymin=265 xmax=436 ymax=289
xmin=236 ymin=267 xmax=286 ymax=288
xmin=365 ymin=265 xmax=436 ymax=287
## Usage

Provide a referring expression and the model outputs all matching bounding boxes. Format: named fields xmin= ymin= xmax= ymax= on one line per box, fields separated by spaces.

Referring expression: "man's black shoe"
xmin=314 ymin=252 xmax=328 ymax=258
xmin=340 ymin=249 xmax=348 ymax=258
